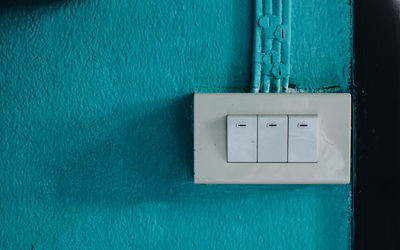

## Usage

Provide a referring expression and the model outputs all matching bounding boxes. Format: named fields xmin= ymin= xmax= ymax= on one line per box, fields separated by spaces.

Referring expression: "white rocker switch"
xmin=258 ymin=115 xmax=288 ymax=162
xmin=227 ymin=115 xmax=257 ymax=162
xmin=288 ymin=115 xmax=319 ymax=163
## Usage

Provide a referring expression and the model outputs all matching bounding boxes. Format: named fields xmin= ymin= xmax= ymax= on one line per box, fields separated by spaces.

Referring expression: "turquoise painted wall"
xmin=0 ymin=0 xmax=352 ymax=249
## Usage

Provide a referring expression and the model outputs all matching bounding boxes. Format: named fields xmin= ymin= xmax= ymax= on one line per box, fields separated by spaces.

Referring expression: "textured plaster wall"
xmin=0 ymin=0 xmax=352 ymax=249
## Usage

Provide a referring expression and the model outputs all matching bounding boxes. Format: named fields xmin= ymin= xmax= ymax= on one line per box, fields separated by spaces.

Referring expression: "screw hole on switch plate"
xmin=297 ymin=123 xmax=308 ymax=128
xmin=267 ymin=123 xmax=277 ymax=127
xmin=236 ymin=123 xmax=247 ymax=127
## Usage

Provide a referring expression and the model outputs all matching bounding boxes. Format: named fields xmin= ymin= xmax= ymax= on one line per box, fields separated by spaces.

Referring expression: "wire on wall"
xmin=251 ymin=0 xmax=291 ymax=93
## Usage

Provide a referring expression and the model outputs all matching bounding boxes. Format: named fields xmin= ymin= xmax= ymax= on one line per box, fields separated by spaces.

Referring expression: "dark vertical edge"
xmin=348 ymin=0 xmax=355 ymax=242
xmin=354 ymin=0 xmax=400 ymax=249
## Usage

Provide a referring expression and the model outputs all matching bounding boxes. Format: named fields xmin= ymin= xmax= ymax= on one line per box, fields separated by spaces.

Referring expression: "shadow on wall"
xmin=51 ymin=95 xmax=192 ymax=205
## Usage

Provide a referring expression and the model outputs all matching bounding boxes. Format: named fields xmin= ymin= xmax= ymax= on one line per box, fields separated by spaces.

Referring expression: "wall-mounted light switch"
xmin=258 ymin=115 xmax=288 ymax=162
xmin=227 ymin=115 xmax=257 ymax=162
xmin=288 ymin=115 xmax=318 ymax=163
xmin=194 ymin=93 xmax=351 ymax=184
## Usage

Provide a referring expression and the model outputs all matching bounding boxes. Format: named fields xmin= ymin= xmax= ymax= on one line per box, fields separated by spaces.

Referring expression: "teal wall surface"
xmin=0 ymin=0 xmax=352 ymax=249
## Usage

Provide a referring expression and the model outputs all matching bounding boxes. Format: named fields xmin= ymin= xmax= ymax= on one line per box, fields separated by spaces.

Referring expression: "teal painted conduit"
xmin=251 ymin=0 xmax=291 ymax=93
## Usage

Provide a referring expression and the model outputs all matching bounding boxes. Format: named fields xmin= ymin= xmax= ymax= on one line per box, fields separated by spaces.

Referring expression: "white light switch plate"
xmin=288 ymin=115 xmax=319 ymax=163
xmin=258 ymin=115 xmax=288 ymax=163
xmin=194 ymin=93 xmax=351 ymax=184
xmin=227 ymin=115 xmax=257 ymax=163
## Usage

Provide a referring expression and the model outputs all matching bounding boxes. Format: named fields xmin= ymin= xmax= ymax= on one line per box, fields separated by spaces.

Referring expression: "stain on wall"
xmin=0 ymin=0 xmax=352 ymax=249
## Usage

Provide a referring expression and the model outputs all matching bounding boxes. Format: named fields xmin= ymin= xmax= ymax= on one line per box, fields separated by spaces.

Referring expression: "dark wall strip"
xmin=354 ymin=0 xmax=400 ymax=249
